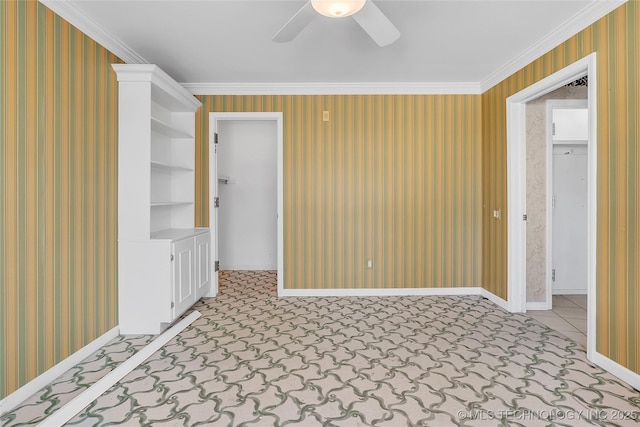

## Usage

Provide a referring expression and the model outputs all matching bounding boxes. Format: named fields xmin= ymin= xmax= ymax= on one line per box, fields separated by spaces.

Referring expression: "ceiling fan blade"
xmin=272 ymin=1 xmax=316 ymax=42
xmin=352 ymin=1 xmax=400 ymax=47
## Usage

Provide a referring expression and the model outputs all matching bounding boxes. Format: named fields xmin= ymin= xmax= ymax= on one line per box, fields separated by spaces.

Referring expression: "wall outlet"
xmin=493 ymin=209 xmax=501 ymax=219
xmin=323 ymin=111 xmax=329 ymax=122
xmin=367 ymin=259 xmax=373 ymax=268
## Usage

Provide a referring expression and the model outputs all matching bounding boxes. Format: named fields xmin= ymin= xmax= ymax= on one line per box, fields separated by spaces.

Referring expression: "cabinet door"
xmin=195 ymin=232 xmax=211 ymax=297
xmin=172 ymin=238 xmax=196 ymax=318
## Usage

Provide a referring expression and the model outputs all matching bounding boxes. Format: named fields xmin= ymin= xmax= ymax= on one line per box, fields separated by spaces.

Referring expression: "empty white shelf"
xmin=151 ymin=117 xmax=193 ymax=139
xmin=151 ymin=160 xmax=193 ymax=172
xmin=150 ymin=201 xmax=193 ymax=207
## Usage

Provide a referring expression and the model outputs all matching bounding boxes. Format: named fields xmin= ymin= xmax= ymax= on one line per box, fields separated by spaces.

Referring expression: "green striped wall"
xmin=1 ymin=0 xmax=120 ymax=398
xmin=482 ymin=1 xmax=639 ymax=372
xmin=194 ymin=95 xmax=483 ymax=290
xmin=3 ymin=0 xmax=637 ymax=402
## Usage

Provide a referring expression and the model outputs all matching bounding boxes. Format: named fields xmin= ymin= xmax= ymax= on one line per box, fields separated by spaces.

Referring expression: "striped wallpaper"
xmin=2 ymin=0 xmax=637 ymax=402
xmin=482 ymin=2 xmax=639 ymax=372
xmin=194 ymin=95 xmax=483 ymax=291
xmin=1 ymin=0 xmax=120 ymax=398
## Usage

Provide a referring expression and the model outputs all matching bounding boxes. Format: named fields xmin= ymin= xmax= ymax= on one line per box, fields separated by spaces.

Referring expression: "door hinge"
xmin=552 ymin=269 xmax=556 ymax=282
xmin=552 ymin=122 xmax=556 ymax=136
xmin=523 ymin=214 xmax=527 ymax=221
xmin=214 ymin=132 xmax=219 ymax=144
xmin=171 ymin=301 xmax=174 ymax=309
xmin=214 ymin=197 xmax=220 ymax=208
xmin=214 ymin=261 xmax=220 ymax=272
xmin=552 ymin=196 xmax=556 ymax=209
xmin=170 ymin=254 xmax=174 ymax=261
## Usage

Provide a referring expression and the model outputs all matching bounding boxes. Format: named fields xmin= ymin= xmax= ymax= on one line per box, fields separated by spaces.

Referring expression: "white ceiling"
xmin=43 ymin=0 xmax=624 ymax=93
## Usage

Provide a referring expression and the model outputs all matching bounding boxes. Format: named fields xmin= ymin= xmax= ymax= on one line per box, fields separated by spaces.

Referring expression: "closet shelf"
xmin=150 ymin=201 xmax=193 ymax=207
xmin=151 ymin=160 xmax=193 ymax=172
xmin=150 ymin=227 xmax=209 ymax=240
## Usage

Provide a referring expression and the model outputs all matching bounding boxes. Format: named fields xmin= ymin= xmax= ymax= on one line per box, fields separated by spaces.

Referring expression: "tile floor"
xmin=528 ymin=294 xmax=588 ymax=348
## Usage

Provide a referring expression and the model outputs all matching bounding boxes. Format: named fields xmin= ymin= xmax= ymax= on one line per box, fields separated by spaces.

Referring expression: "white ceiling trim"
xmin=39 ymin=0 xmax=147 ymax=64
xmin=39 ymin=0 xmax=626 ymax=95
xmin=182 ymin=82 xmax=482 ymax=96
xmin=479 ymin=0 xmax=627 ymax=92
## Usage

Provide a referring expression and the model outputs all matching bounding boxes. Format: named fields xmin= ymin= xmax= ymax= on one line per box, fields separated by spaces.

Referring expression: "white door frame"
xmin=546 ymin=99 xmax=589 ymax=307
xmin=506 ymin=53 xmax=597 ymax=360
xmin=208 ymin=112 xmax=284 ymax=296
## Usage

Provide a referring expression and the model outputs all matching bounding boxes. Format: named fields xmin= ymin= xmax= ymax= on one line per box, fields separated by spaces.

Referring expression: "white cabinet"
xmin=118 ymin=230 xmax=210 ymax=335
xmin=113 ymin=64 xmax=210 ymax=335
xmin=195 ymin=233 xmax=211 ymax=297
xmin=172 ymin=232 xmax=212 ymax=319
xmin=172 ymin=237 xmax=196 ymax=319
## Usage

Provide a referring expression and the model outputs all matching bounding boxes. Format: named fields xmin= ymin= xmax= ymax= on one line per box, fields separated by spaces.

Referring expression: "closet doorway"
xmin=208 ymin=113 xmax=284 ymax=296
xmin=506 ymin=53 xmax=597 ymax=360
xmin=549 ymin=101 xmax=589 ymax=297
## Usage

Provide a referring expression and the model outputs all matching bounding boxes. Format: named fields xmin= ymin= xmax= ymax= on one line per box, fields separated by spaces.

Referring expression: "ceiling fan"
xmin=272 ymin=0 xmax=400 ymax=47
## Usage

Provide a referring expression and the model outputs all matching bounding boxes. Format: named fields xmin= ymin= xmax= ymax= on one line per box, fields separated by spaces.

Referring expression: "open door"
xmin=208 ymin=112 xmax=284 ymax=296
xmin=549 ymin=102 xmax=589 ymax=295
xmin=552 ymin=143 xmax=588 ymax=294
xmin=207 ymin=128 xmax=219 ymax=296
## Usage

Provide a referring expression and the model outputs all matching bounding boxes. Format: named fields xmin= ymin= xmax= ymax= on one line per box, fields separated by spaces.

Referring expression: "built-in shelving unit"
xmin=113 ymin=64 xmax=210 ymax=335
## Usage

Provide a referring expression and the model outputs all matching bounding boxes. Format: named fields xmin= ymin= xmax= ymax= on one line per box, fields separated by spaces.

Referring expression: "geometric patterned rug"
xmin=2 ymin=271 xmax=639 ymax=426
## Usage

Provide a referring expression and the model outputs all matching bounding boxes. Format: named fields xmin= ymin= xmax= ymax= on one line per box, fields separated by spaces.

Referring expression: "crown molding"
xmin=39 ymin=0 xmax=147 ymax=64
xmin=480 ymin=0 xmax=627 ymax=92
xmin=183 ymin=82 xmax=482 ymax=96
xmin=40 ymin=0 xmax=625 ymax=95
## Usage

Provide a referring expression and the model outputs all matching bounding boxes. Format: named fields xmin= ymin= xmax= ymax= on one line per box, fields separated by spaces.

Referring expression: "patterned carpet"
xmin=2 ymin=270 xmax=640 ymax=426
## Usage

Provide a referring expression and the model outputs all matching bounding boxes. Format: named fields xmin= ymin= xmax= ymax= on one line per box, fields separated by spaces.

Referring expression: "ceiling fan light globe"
xmin=311 ymin=0 xmax=367 ymax=18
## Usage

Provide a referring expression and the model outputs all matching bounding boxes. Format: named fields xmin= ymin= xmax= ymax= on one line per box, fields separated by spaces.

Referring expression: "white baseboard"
xmin=280 ymin=286 xmax=483 ymax=297
xmin=552 ymin=289 xmax=588 ymax=295
xmin=40 ymin=313 xmax=200 ymax=427
xmin=591 ymin=351 xmax=640 ymax=391
xmin=0 ymin=326 xmax=119 ymax=416
xmin=280 ymin=286 xmax=510 ymax=311
xmin=480 ymin=289 xmax=509 ymax=311
xmin=280 ymin=286 xmax=504 ymax=301
xmin=527 ymin=301 xmax=552 ymax=311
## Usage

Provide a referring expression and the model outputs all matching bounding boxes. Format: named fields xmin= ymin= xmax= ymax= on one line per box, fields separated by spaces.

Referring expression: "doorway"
xmin=549 ymin=102 xmax=589 ymax=296
xmin=525 ymin=96 xmax=588 ymax=309
xmin=524 ymin=99 xmax=589 ymax=348
xmin=506 ymin=53 xmax=597 ymax=360
xmin=217 ymin=120 xmax=277 ymax=270
xmin=208 ymin=112 xmax=284 ymax=297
